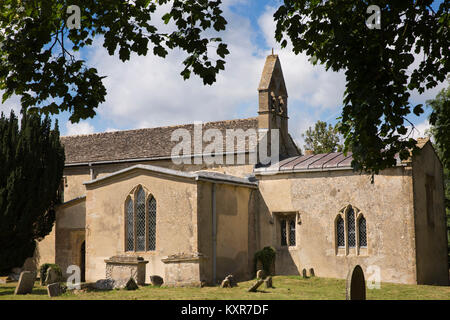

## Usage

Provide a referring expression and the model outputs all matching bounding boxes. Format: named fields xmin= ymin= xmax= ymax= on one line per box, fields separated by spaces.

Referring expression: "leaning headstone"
xmin=47 ymin=283 xmax=62 ymax=297
xmin=14 ymin=271 xmax=36 ymax=295
xmin=346 ymin=265 xmax=366 ymax=300
xmin=248 ymin=279 xmax=264 ymax=292
xmin=45 ymin=267 xmax=61 ymax=285
xmin=264 ymin=276 xmax=273 ymax=288
xmin=150 ymin=275 xmax=164 ymax=287
xmin=220 ymin=278 xmax=231 ymax=288
xmin=302 ymin=269 xmax=307 ymax=278
xmin=124 ymin=277 xmax=139 ymax=290
xmin=256 ymin=269 xmax=265 ymax=280
xmin=309 ymin=268 xmax=315 ymax=277
xmin=225 ymin=275 xmax=237 ymax=287
xmin=95 ymin=279 xmax=115 ymax=290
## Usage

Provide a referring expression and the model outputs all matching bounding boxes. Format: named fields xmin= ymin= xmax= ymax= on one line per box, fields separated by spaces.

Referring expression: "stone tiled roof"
xmin=61 ymin=118 xmax=258 ymax=165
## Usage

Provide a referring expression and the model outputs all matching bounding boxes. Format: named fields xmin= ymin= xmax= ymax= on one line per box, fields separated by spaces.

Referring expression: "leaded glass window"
xmin=288 ymin=219 xmax=296 ymax=246
xmin=126 ymin=198 xmax=134 ymax=251
xmin=148 ymin=196 xmax=157 ymax=251
xmin=347 ymin=208 xmax=356 ymax=248
xmin=358 ymin=216 xmax=367 ymax=247
xmin=136 ymin=188 xmax=146 ymax=251
xmin=280 ymin=219 xmax=287 ymax=246
xmin=337 ymin=216 xmax=345 ymax=248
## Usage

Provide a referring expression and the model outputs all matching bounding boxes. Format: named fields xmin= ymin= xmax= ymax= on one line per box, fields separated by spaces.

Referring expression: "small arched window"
xmin=136 ymin=187 xmax=146 ymax=251
xmin=347 ymin=208 xmax=356 ymax=248
xmin=358 ymin=216 xmax=367 ymax=247
xmin=125 ymin=198 xmax=134 ymax=251
xmin=337 ymin=216 xmax=345 ymax=248
xmin=148 ymin=196 xmax=157 ymax=251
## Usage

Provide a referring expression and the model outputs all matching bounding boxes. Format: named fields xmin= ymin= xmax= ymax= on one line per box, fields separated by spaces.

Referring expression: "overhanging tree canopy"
xmin=0 ymin=0 xmax=448 ymax=175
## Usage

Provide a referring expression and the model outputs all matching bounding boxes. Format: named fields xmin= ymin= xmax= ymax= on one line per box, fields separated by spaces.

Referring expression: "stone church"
xmin=30 ymin=55 xmax=448 ymax=286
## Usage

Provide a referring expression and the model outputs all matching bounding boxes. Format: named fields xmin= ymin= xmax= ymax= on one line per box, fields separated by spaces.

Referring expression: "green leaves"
xmin=302 ymin=120 xmax=344 ymax=154
xmin=0 ymin=0 xmax=230 ymax=122
xmin=274 ymin=0 xmax=450 ymax=174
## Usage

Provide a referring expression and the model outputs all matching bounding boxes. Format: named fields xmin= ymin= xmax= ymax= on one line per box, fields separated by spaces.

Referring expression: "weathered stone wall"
xmin=55 ymin=199 xmax=86 ymax=279
xmin=412 ymin=143 xmax=449 ymax=285
xmin=84 ymin=169 xmax=199 ymax=283
xmin=63 ymin=159 xmax=254 ymax=201
xmin=215 ymin=183 xmax=253 ymax=282
xmin=196 ymin=182 xmax=257 ymax=285
xmin=256 ymin=166 xmax=418 ymax=284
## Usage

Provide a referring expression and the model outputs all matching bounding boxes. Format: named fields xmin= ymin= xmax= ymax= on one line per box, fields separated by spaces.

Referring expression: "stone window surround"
xmin=273 ymin=211 xmax=299 ymax=250
xmin=124 ymin=184 xmax=157 ymax=253
xmin=335 ymin=205 xmax=368 ymax=256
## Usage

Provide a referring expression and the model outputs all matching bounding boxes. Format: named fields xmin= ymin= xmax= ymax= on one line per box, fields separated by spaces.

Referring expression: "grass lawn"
xmin=0 ymin=276 xmax=449 ymax=300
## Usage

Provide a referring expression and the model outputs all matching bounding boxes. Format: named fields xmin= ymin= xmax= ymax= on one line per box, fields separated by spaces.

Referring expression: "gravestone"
xmin=346 ymin=265 xmax=366 ymax=300
xmin=47 ymin=283 xmax=62 ymax=297
xmin=14 ymin=271 xmax=36 ymax=295
xmin=95 ymin=279 xmax=115 ymax=290
xmin=248 ymin=279 xmax=264 ymax=292
xmin=256 ymin=269 xmax=265 ymax=280
xmin=150 ymin=275 xmax=164 ymax=287
xmin=225 ymin=275 xmax=237 ymax=287
xmin=309 ymin=268 xmax=315 ymax=277
xmin=45 ymin=267 xmax=61 ymax=285
xmin=302 ymin=269 xmax=307 ymax=278
xmin=220 ymin=278 xmax=231 ymax=288
xmin=264 ymin=276 xmax=273 ymax=288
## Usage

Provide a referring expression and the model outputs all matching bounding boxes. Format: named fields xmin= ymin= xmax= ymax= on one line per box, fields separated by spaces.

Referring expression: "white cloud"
xmin=257 ymin=6 xmax=346 ymax=112
xmin=83 ymin=2 xmax=266 ymax=131
xmin=0 ymin=92 xmax=21 ymax=116
xmin=64 ymin=121 xmax=95 ymax=136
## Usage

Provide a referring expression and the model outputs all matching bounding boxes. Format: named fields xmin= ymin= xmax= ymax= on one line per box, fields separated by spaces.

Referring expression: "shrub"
xmin=39 ymin=263 xmax=62 ymax=283
xmin=254 ymin=246 xmax=276 ymax=276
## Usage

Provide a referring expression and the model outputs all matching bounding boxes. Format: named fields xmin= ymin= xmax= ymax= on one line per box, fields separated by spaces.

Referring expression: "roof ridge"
xmin=61 ymin=117 xmax=258 ymax=139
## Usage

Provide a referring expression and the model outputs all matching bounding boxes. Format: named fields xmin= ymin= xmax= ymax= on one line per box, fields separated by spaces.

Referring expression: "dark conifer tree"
xmin=0 ymin=111 xmax=65 ymax=274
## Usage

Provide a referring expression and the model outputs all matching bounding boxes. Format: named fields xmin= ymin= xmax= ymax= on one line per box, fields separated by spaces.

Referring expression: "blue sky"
xmin=0 ymin=0 xmax=447 ymax=149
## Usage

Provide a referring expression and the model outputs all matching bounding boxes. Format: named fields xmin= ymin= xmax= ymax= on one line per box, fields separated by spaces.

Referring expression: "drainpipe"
xmin=212 ymin=183 xmax=217 ymax=285
xmin=89 ymin=163 xmax=95 ymax=180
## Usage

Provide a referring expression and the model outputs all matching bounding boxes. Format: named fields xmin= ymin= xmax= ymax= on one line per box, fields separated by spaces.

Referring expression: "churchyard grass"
xmin=0 ymin=276 xmax=448 ymax=300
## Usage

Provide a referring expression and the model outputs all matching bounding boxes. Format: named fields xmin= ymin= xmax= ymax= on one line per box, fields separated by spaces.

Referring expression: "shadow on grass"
xmin=0 ymin=286 xmax=47 ymax=296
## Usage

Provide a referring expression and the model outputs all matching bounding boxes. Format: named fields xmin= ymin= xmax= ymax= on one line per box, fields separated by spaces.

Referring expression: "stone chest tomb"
xmin=105 ymin=256 xmax=148 ymax=285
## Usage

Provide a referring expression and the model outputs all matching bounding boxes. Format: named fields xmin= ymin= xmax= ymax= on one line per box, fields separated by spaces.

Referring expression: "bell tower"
xmin=258 ymin=54 xmax=299 ymax=158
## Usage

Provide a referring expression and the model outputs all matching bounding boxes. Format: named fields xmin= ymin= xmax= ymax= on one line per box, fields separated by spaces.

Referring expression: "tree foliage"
xmin=0 ymin=0 xmax=229 ymax=122
xmin=302 ymin=120 xmax=343 ymax=154
xmin=0 ymin=111 xmax=65 ymax=274
xmin=0 ymin=1 xmax=448 ymax=176
xmin=274 ymin=0 xmax=449 ymax=174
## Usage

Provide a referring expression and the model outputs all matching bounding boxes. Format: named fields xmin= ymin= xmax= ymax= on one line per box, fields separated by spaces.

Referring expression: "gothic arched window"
xmin=125 ymin=198 xmax=134 ymax=251
xmin=136 ymin=187 xmax=146 ymax=251
xmin=148 ymin=196 xmax=157 ymax=251
xmin=125 ymin=186 xmax=157 ymax=252
xmin=336 ymin=216 xmax=345 ymax=248
xmin=347 ymin=208 xmax=356 ymax=248
xmin=358 ymin=216 xmax=367 ymax=247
